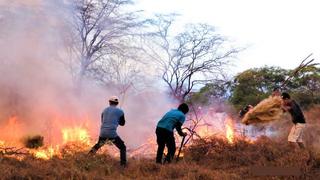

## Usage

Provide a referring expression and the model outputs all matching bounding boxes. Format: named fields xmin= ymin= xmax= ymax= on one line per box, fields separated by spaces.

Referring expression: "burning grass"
xmin=0 ymin=106 xmax=319 ymax=179
xmin=1 ymin=136 xmax=320 ymax=179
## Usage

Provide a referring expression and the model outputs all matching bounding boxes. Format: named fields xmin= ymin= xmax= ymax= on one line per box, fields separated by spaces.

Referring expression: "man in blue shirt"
xmin=89 ymin=96 xmax=127 ymax=166
xmin=156 ymin=103 xmax=189 ymax=164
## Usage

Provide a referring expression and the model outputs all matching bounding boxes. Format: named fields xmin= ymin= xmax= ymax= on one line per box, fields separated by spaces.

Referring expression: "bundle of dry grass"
xmin=242 ymin=96 xmax=284 ymax=125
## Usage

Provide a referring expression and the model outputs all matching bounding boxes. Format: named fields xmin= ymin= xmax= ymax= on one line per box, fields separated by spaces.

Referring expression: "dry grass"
xmin=1 ymin=106 xmax=319 ymax=179
xmin=186 ymin=136 xmax=320 ymax=179
xmin=0 ymin=151 xmax=229 ymax=180
xmin=1 ymin=136 xmax=320 ymax=180
xmin=242 ymin=96 xmax=284 ymax=125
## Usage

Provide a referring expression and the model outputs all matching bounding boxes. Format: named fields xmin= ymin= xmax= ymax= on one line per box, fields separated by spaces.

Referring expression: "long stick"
xmin=176 ymin=135 xmax=186 ymax=162
xmin=183 ymin=102 xmax=202 ymax=146
xmin=280 ymin=53 xmax=318 ymax=88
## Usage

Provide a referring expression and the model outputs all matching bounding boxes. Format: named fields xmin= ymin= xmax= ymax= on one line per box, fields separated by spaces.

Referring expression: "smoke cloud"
xmin=0 ymin=1 xmax=174 ymax=148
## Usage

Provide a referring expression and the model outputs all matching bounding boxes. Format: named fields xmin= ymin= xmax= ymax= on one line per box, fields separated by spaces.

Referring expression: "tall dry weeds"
xmin=1 ymin=136 xmax=320 ymax=179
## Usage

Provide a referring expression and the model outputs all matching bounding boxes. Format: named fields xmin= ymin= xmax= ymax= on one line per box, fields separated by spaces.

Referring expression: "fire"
xmin=29 ymin=126 xmax=91 ymax=160
xmin=225 ymin=117 xmax=235 ymax=144
xmin=0 ymin=114 xmax=94 ymax=160
xmin=0 ymin=116 xmax=24 ymax=144
xmin=0 ymin=140 xmax=4 ymax=146
xmin=62 ymin=127 xmax=90 ymax=145
xmin=33 ymin=146 xmax=60 ymax=160
xmin=196 ymin=126 xmax=216 ymax=137
xmin=178 ymin=152 xmax=184 ymax=158
xmin=34 ymin=150 xmax=50 ymax=160
xmin=31 ymin=127 xmax=91 ymax=160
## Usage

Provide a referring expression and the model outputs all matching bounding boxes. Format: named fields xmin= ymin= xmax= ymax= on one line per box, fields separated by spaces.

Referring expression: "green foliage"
xmin=188 ymin=66 xmax=320 ymax=109
xmin=288 ymin=66 xmax=320 ymax=107
xmin=188 ymin=80 xmax=231 ymax=105
xmin=229 ymin=66 xmax=320 ymax=110
xmin=229 ymin=66 xmax=286 ymax=110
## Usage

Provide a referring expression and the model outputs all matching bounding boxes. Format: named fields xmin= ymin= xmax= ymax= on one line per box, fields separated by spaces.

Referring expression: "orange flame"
xmin=34 ymin=150 xmax=51 ymax=160
xmin=1 ymin=116 xmax=24 ymax=144
xmin=0 ymin=140 xmax=4 ymax=146
xmin=33 ymin=146 xmax=60 ymax=160
xmin=62 ymin=127 xmax=90 ymax=145
xmin=225 ymin=117 xmax=234 ymax=144
xmin=31 ymin=127 xmax=91 ymax=160
xmin=178 ymin=152 xmax=184 ymax=158
xmin=197 ymin=126 xmax=215 ymax=137
xmin=0 ymin=114 xmax=94 ymax=160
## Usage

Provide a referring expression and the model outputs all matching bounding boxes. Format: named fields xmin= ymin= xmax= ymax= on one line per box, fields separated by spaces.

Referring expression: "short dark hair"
xmin=244 ymin=105 xmax=252 ymax=111
xmin=178 ymin=103 xmax=189 ymax=114
xmin=281 ymin=92 xmax=291 ymax=100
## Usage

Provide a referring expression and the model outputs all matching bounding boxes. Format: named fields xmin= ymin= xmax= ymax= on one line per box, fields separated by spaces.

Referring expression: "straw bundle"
xmin=242 ymin=96 xmax=284 ymax=125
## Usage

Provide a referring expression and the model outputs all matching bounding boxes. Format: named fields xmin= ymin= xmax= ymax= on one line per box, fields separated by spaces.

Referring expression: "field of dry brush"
xmin=1 ymin=136 xmax=320 ymax=180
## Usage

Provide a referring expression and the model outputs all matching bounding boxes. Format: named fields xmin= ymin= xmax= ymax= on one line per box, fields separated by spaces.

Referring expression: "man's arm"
xmin=119 ymin=115 xmax=125 ymax=126
xmin=101 ymin=113 xmax=104 ymax=123
xmin=175 ymin=122 xmax=186 ymax=136
xmin=282 ymin=104 xmax=292 ymax=112
xmin=282 ymin=106 xmax=289 ymax=112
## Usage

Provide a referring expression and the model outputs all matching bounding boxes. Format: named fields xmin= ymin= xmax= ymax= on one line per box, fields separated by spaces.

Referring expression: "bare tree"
xmin=68 ymin=0 xmax=145 ymax=88
xmin=88 ymin=55 xmax=149 ymax=102
xmin=147 ymin=15 xmax=239 ymax=102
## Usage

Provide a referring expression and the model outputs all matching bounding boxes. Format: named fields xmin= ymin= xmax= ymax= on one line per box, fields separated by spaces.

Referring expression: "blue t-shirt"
xmin=157 ymin=109 xmax=186 ymax=132
xmin=99 ymin=105 xmax=124 ymax=138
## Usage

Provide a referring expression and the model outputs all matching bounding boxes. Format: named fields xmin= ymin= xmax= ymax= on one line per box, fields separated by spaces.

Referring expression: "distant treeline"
xmin=189 ymin=66 xmax=320 ymax=110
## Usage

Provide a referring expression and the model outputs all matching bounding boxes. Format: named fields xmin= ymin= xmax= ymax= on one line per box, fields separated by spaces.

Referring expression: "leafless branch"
xmin=0 ymin=147 xmax=28 ymax=156
xmin=281 ymin=53 xmax=319 ymax=88
xmin=147 ymin=19 xmax=239 ymax=101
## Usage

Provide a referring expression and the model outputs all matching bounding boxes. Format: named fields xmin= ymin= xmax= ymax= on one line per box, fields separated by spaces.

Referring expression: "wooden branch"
xmin=0 ymin=147 xmax=28 ymax=156
xmin=182 ymin=102 xmax=205 ymax=146
xmin=281 ymin=53 xmax=319 ymax=88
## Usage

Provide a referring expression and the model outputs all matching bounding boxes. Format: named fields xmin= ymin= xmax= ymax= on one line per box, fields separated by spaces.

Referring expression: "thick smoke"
xmin=0 ymin=1 xmax=173 ymax=148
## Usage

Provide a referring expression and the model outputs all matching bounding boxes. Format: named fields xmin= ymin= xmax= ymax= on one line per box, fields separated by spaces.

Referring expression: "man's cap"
xmin=109 ymin=96 xmax=119 ymax=103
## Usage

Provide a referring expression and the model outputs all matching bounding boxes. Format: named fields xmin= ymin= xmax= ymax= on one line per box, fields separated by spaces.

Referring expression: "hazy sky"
xmin=135 ymin=0 xmax=320 ymax=74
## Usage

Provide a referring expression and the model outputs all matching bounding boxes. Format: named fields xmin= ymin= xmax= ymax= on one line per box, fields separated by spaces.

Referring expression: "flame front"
xmin=0 ymin=114 xmax=94 ymax=160
xmin=32 ymin=127 xmax=91 ymax=160
xmin=33 ymin=146 xmax=60 ymax=160
xmin=225 ymin=118 xmax=234 ymax=144
xmin=62 ymin=127 xmax=90 ymax=145
xmin=196 ymin=126 xmax=216 ymax=137
xmin=34 ymin=150 xmax=50 ymax=160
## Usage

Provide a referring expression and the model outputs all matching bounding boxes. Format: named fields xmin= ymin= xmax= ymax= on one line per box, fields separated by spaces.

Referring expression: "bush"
xmin=23 ymin=135 xmax=44 ymax=149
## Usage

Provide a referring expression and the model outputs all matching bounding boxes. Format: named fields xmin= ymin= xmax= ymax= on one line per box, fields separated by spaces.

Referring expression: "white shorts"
xmin=288 ymin=123 xmax=305 ymax=143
